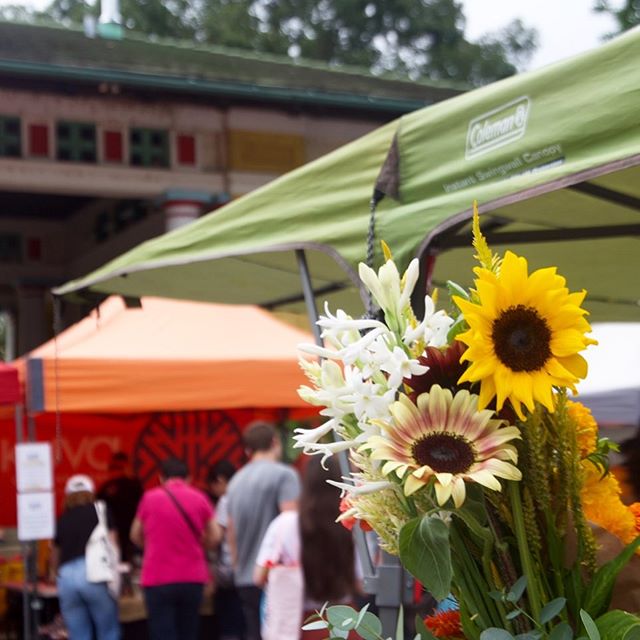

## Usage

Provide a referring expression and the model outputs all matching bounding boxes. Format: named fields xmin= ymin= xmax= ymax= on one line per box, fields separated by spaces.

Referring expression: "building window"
xmin=129 ymin=128 xmax=169 ymax=168
xmin=0 ymin=233 xmax=22 ymax=263
xmin=0 ymin=116 xmax=22 ymax=158
xmin=177 ymin=134 xmax=196 ymax=166
xmin=104 ymin=130 xmax=124 ymax=163
xmin=28 ymin=124 xmax=49 ymax=157
xmin=56 ymin=121 xmax=97 ymax=163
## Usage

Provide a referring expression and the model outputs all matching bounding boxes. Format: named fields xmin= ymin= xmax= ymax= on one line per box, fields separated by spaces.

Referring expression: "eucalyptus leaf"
xmin=506 ymin=610 xmax=522 ymax=620
xmin=580 ymin=610 xmax=601 ymax=640
xmin=540 ymin=598 xmax=567 ymax=624
xmin=507 ymin=576 xmax=528 ymax=603
xmin=327 ymin=605 xmax=359 ymax=631
xmin=355 ymin=612 xmax=383 ymax=640
xmin=489 ymin=591 xmax=505 ymax=602
xmin=302 ymin=620 xmax=330 ymax=631
xmin=399 ymin=516 xmax=452 ymax=601
xmin=549 ymin=622 xmax=573 ymax=640
xmin=515 ymin=634 xmax=542 ymax=639
xmin=356 ymin=604 xmax=371 ymax=628
xmin=479 ymin=629 xmax=515 ymax=640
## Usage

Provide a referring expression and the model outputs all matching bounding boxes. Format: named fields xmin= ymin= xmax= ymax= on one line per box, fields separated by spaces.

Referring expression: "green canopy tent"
xmin=56 ymin=26 xmax=640 ymax=323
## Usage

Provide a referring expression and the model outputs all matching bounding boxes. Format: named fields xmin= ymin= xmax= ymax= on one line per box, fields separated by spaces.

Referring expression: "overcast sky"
xmin=462 ymin=0 xmax=616 ymax=70
xmin=0 ymin=0 xmax=618 ymax=72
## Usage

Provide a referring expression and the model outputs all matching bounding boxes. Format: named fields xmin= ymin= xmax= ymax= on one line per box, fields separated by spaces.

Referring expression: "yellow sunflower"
xmin=365 ymin=385 xmax=522 ymax=507
xmin=454 ymin=251 xmax=596 ymax=420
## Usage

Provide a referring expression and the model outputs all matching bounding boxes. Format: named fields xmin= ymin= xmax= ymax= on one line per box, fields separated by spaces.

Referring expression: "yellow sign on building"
xmin=228 ymin=130 xmax=306 ymax=173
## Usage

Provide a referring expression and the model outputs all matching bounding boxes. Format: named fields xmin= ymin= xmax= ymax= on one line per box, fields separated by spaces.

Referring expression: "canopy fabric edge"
xmin=415 ymin=152 xmax=640 ymax=260
xmin=53 ymin=241 xmax=367 ymax=306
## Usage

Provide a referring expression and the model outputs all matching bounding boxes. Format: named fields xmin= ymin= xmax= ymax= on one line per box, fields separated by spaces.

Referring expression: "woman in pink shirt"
xmin=130 ymin=457 xmax=219 ymax=640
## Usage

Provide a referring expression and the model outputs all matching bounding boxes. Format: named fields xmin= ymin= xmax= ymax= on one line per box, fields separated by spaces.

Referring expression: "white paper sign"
xmin=15 ymin=442 xmax=53 ymax=492
xmin=17 ymin=491 xmax=55 ymax=541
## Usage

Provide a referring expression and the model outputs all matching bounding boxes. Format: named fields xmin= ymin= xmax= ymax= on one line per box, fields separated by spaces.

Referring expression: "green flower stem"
xmin=508 ymin=481 xmax=543 ymax=623
xmin=450 ymin=522 xmax=503 ymax=629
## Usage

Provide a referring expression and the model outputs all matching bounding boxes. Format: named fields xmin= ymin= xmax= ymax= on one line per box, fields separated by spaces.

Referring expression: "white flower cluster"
xmin=294 ymin=258 xmax=453 ymax=469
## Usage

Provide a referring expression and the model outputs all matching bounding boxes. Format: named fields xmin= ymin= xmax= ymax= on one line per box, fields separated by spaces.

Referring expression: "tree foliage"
xmin=594 ymin=0 xmax=640 ymax=36
xmin=34 ymin=0 xmax=538 ymax=86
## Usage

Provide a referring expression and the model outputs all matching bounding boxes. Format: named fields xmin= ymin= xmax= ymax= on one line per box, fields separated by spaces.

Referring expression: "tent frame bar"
xmin=435 ymin=221 xmax=640 ymax=250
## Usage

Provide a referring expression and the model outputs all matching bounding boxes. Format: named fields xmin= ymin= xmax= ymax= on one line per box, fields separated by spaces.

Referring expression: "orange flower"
xmin=424 ymin=609 xmax=463 ymax=638
xmin=581 ymin=462 xmax=637 ymax=547
xmin=567 ymin=401 xmax=598 ymax=457
xmin=630 ymin=503 xmax=640 ymax=533
xmin=338 ymin=497 xmax=373 ymax=532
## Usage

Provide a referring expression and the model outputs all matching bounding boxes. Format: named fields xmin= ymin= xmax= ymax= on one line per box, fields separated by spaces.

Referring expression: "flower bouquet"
xmin=295 ymin=206 xmax=640 ymax=640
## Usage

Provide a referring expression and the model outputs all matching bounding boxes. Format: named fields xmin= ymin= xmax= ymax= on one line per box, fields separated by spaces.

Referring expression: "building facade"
xmin=0 ymin=21 xmax=460 ymax=355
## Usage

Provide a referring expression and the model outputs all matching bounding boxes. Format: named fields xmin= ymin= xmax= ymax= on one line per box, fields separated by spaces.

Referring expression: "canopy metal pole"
xmin=295 ymin=248 xmax=404 ymax=637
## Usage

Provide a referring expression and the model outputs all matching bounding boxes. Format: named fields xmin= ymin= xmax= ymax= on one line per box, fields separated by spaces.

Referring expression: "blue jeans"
xmin=143 ymin=582 xmax=204 ymax=640
xmin=57 ymin=556 xmax=120 ymax=640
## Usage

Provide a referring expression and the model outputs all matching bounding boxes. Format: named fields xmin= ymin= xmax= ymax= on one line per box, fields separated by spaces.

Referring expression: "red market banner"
xmin=0 ymin=407 xmax=316 ymax=526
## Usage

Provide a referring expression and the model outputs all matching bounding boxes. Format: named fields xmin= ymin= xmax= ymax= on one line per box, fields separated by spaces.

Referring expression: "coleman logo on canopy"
xmin=465 ymin=96 xmax=530 ymax=160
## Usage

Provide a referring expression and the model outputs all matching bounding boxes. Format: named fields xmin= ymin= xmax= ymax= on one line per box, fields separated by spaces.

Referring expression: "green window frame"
xmin=0 ymin=116 xmax=22 ymax=158
xmin=56 ymin=121 xmax=97 ymax=163
xmin=129 ymin=128 xmax=170 ymax=168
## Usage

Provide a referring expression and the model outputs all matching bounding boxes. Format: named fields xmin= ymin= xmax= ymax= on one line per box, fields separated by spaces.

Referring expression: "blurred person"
xmin=226 ymin=422 xmax=300 ymax=640
xmin=130 ymin=457 xmax=219 ymax=640
xmin=207 ymin=460 xmax=246 ymax=640
xmin=206 ymin=459 xmax=237 ymax=506
xmin=254 ymin=456 xmax=359 ymax=640
xmin=98 ymin=451 xmax=143 ymax=563
xmin=51 ymin=474 xmax=120 ymax=640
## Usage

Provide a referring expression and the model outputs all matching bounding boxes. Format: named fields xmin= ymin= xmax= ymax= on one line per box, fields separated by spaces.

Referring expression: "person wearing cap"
xmin=50 ymin=474 xmax=120 ymax=640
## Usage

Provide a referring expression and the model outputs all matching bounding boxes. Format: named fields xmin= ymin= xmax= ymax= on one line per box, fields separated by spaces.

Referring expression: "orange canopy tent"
xmin=1 ymin=299 xmax=316 ymax=526
xmin=19 ymin=296 xmax=314 ymax=413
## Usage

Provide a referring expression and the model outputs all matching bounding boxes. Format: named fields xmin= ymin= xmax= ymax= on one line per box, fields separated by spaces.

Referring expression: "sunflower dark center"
xmin=491 ymin=304 xmax=552 ymax=372
xmin=411 ymin=433 xmax=476 ymax=474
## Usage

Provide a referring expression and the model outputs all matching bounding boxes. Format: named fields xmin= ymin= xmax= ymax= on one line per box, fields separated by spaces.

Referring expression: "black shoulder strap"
xmin=163 ymin=485 xmax=202 ymax=544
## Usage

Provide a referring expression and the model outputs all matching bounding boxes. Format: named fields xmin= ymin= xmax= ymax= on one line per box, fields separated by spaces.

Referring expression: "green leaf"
xmin=489 ymin=590 xmax=505 ymax=602
xmin=515 ymin=634 xmax=542 ymax=639
xmin=595 ymin=609 xmax=640 ymax=640
xmin=580 ymin=610 xmax=601 ymax=640
xmin=479 ymin=629 xmax=514 ymax=640
xmin=414 ymin=614 xmax=437 ymax=640
xmin=355 ymin=611 xmax=383 ymax=640
xmin=399 ymin=516 xmax=452 ymax=601
xmin=395 ymin=605 xmax=404 ymax=640
xmin=302 ymin=620 xmax=330 ymax=631
xmin=356 ymin=604 xmax=371 ymax=628
xmin=549 ymin=622 xmax=573 ymax=640
xmin=540 ymin=598 xmax=567 ymax=624
xmin=327 ymin=605 xmax=358 ymax=631
xmin=506 ymin=610 xmax=522 ymax=620
xmin=506 ymin=576 xmax=528 ymax=603
xmin=447 ymin=280 xmax=470 ymax=301
xmin=582 ymin=536 xmax=640 ymax=618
